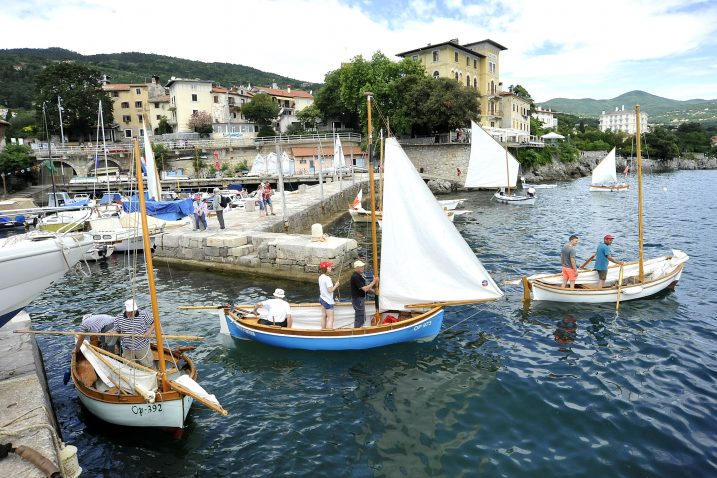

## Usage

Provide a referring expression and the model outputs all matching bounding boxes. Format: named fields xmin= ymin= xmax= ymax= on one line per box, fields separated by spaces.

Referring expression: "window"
xmin=135 ymin=88 xmax=141 ymax=94
xmin=122 ymin=115 xmax=131 ymax=122
xmin=124 ymin=129 xmax=132 ymax=138
xmin=121 ymin=102 xmax=129 ymax=108
xmin=193 ymin=110 xmax=198 ymax=115
xmin=489 ymin=61 xmax=496 ymax=73
xmin=466 ymin=56 xmax=470 ymax=66
xmin=228 ymin=98 xmax=235 ymax=106
xmin=454 ymin=51 xmax=458 ymax=62
xmin=433 ymin=70 xmax=440 ymax=79
xmin=154 ymin=102 xmax=159 ymax=108
xmin=112 ymin=91 xmax=119 ymax=98
xmin=455 ymin=72 xmax=459 ymax=81
xmin=474 ymin=59 xmax=477 ymax=69
xmin=138 ymin=114 xmax=143 ymax=122
xmin=474 ymin=78 xmax=477 ymax=89
xmin=191 ymin=94 xmax=198 ymax=101
xmin=432 ymin=50 xmax=439 ymax=62
xmin=412 ymin=55 xmax=419 ymax=61
xmin=214 ymin=96 xmax=219 ymax=103
xmin=139 ymin=129 xmax=144 ymax=137
xmin=135 ymin=101 xmax=142 ymax=108
xmin=466 ymin=75 xmax=470 ymax=87
xmin=156 ymin=115 xmax=161 ymax=120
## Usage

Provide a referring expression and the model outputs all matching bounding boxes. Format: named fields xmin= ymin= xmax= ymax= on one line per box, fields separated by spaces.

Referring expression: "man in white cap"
xmin=113 ymin=298 xmax=155 ymax=369
xmin=350 ymin=260 xmax=378 ymax=328
xmin=251 ymin=288 xmax=292 ymax=328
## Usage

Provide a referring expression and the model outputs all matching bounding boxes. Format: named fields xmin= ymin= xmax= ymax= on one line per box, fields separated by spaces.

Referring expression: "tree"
xmin=4 ymin=110 xmax=36 ymax=139
xmin=510 ymin=84 xmax=532 ymax=100
xmin=644 ymin=126 xmax=680 ymax=159
xmin=157 ymin=116 xmax=172 ymax=135
xmin=0 ymin=144 xmax=33 ymax=194
xmin=187 ymin=111 xmax=213 ymax=137
xmin=241 ymin=93 xmax=279 ymax=126
xmin=296 ymin=104 xmax=323 ymax=129
xmin=192 ymin=148 xmax=206 ymax=176
xmin=152 ymin=143 xmax=170 ymax=172
xmin=33 ymin=62 xmax=112 ymax=141
xmin=675 ymin=122 xmax=709 ymax=153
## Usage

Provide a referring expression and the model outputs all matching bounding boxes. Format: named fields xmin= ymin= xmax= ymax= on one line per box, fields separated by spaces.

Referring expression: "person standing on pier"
xmin=261 ymin=180 xmax=276 ymax=216
xmin=350 ymin=260 xmax=378 ymax=328
xmin=210 ymin=188 xmax=226 ymax=230
xmin=319 ymin=261 xmax=340 ymax=329
xmin=114 ymin=299 xmax=155 ymax=369
xmin=561 ymin=235 xmax=580 ymax=289
xmin=193 ymin=193 xmax=208 ymax=230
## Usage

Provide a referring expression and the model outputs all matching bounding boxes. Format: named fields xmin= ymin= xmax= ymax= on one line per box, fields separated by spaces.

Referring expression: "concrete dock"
xmin=155 ymin=177 xmax=367 ymax=281
xmin=0 ymin=312 xmax=63 ymax=477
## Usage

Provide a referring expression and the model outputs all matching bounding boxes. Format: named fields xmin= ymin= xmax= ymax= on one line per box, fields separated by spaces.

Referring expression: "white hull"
xmin=493 ymin=192 xmax=536 ymax=205
xmin=76 ymin=389 xmax=193 ymax=428
xmin=437 ymin=198 xmax=466 ymax=210
xmin=1 ymin=233 xmax=94 ymax=325
xmin=522 ymin=182 xmax=556 ymax=189
xmin=528 ymin=251 xmax=688 ymax=303
xmin=590 ymin=183 xmax=629 ymax=192
xmin=114 ymin=235 xmax=156 ymax=252
xmin=350 ymin=208 xmax=457 ymax=222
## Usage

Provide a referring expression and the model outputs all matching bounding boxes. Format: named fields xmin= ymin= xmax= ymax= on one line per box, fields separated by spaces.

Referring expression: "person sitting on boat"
xmin=595 ymin=234 xmax=625 ymax=288
xmin=114 ymin=299 xmax=155 ymax=369
xmin=560 ymin=235 xmax=580 ymax=289
xmin=527 ymin=187 xmax=536 ymax=198
xmin=319 ymin=261 xmax=340 ymax=329
xmin=252 ymin=288 xmax=292 ymax=328
xmin=499 ymin=188 xmax=506 ymax=196
xmin=74 ymin=313 xmax=118 ymax=354
xmin=350 ymin=260 xmax=378 ymax=328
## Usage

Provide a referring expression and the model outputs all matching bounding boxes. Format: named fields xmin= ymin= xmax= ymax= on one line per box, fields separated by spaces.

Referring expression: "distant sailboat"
xmin=590 ymin=148 xmax=629 ymax=192
xmin=464 ymin=121 xmax=535 ymax=205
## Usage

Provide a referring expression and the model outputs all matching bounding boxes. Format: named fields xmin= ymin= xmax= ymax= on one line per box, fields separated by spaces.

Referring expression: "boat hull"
xmin=522 ymin=183 xmax=556 ymax=189
xmin=223 ymin=304 xmax=445 ymax=350
xmin=493 ymin=192 xmax=536 ymax=205
xmin=76 ymin=390 xmax=193 ymax=428
xmin=590 ymin=183 xmax=629 ymax=192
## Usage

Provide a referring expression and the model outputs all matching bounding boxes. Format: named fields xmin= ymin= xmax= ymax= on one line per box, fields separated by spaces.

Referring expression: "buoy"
xmin=311 ymin=223 xmax=323 ymax=242
xmin=59 ymin=444 xmax=82 ymax=478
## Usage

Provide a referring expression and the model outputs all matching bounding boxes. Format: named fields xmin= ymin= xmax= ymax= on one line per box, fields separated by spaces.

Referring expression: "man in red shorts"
xmin=561 ymin=234 xmax=580 ymax=288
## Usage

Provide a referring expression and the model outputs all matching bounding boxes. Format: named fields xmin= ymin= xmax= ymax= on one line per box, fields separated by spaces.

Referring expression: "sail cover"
xmin=379 ymin=138 xmax=503 ymax=310
xmin=464 ymin=121 xmax=520 ymax=188
xmin=592 ymin=148 xmax=618 ymax=185
xmin=249 ymin=152 xmax=291 ymax=176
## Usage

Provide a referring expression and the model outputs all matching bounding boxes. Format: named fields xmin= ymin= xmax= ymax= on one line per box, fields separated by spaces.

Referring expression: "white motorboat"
xmin=0 ymin=231 xmax=94 ymax=327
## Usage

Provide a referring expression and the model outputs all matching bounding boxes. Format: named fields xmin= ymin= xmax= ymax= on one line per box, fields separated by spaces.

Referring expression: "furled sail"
xmin=142 ymin=120 xmax=161 ymax=202
xmin=464 ymin=121 xmax=519 ymax=188
xmin=333 ymin=135 xmax=346 ymax=170
xmin=592 ymin=148 xmax=618 ymax=186
xmin=379 ymin=138 xmax=503 ymax=310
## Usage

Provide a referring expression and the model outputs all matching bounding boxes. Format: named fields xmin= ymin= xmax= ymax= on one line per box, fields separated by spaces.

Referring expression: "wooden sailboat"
xmin=590 ymin=148 xmax=629 ymax=191
xmin=219 ymin=95 xmax=503 ymax=350
xmin=522 ymin=106 xmax=688 ymax=303
xmin=464 ymin=121 xmax=535 ymax=205
xmin=71 ymin=138 xmax=226 ymax=428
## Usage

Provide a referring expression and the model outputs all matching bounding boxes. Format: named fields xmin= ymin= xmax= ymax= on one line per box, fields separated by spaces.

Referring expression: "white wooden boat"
xmin=521 ymin=177 xmax=557 ymax=189
xmin=522 ymin=106 xmax=687 ymax=304
xmin=349 ymin=190 xmax=466 ymax=222
xmin=465 ymin=121 xmax=535 ymax=205
xmin=590 ymin=148 xmax=629 ymax=191
xmin=1 ymin=231 xmax=94 ymax=327
xmin=72 ymin=137 xmax=226 ymax=429
xmin=221 ymin=96 xmax=502 ymax=350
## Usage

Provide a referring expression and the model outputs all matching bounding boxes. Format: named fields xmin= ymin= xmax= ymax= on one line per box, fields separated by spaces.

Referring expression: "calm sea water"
xmin=25 ymin=170 xmax=717 ymax=477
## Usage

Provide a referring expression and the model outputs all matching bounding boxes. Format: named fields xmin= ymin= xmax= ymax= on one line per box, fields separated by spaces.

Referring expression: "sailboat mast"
xmin=636 ymin=105 xmax=644 ymax=281
xmin=366 ymin=93 xmax=380 ymax=319
xmin=132 ymin=139 xmax=169 ymax=392
xmin=379 ymin=129 xmax=384 ymax=212
xmin=100 ymin=101 xmax=110 ymax=195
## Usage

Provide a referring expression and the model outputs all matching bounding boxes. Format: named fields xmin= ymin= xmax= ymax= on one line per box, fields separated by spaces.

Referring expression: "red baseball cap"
xmin=320 ymin=261 xmax=333 ymax=269
xmin=604 ymin=234 xmax=615 ymax=240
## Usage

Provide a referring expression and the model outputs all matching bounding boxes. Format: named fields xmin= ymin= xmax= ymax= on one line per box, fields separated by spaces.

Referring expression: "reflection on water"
xmin=20 ymin=170 xmax=717 ymax=477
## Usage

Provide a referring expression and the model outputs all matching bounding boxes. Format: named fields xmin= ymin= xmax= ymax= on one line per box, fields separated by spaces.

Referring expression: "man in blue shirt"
xmin=595 ymin=234 xmax=624 ymax=288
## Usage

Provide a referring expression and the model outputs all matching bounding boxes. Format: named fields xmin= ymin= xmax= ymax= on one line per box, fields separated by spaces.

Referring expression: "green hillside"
xmin=0 ymin=48 xmax=322 ymax=110
xmin=540 ymin=90 xmax=717 ymax=125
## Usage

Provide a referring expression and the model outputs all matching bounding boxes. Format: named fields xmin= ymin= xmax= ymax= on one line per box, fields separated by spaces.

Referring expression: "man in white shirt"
xmin=252 ymin=288 xmax=292 ymax=328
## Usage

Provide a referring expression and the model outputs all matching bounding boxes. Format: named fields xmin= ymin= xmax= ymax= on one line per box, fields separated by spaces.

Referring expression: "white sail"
xmin=80 ymin=342 xmax=158 ymax=400
xmin=141 ymin=120 xmax=160 ymax=201
xmin=333 ymin=135 xmax=346 ymax=170
xmin=464 ymin=121 xmax=519 ymax=188
xmin=592 ymin=148 xmax=618 ymax=186
xmin=248 ymin=153 xmax=266 ymax=175
xmin=379 ymin=138 xmax=503 ymax=310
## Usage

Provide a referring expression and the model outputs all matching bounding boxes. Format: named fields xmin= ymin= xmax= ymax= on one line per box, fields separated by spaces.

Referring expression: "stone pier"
xmin=154 ymin=177 xmax=367 ymax=281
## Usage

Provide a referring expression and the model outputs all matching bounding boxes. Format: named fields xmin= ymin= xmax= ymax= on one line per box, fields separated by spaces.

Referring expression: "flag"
xmin=44 ymin=160 xmax=57 ymax=173
xmin=214 ymin=150 xmax=220 ymax=170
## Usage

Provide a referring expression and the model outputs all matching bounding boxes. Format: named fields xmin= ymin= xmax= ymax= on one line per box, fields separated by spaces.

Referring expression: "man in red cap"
xmin=595 ymin=234 xmax=624 ymax=288
xmin=318 ymin=261 xmax=340 ymax=329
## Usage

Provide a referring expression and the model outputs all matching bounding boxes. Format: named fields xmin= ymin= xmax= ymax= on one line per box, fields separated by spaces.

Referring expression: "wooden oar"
xmin=15 ymin=329 xmax=204 ymax=341
xmin=580 ymin=254 xmax=596 ymax=269
xmin=168 ymin=379 xmax=228 ymax=416
xmin=178 ymin=305 xmax=226 ymax=310
xmin=615 ymin=264 xmax=625 ymax=312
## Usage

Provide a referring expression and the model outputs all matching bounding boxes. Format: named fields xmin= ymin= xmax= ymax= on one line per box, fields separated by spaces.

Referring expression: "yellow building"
xmin=396 ymin=38 xmax=507 ymax=127
xmin=500 ymin=92 xmax=531 ymax=135
xmin=166 ymin=78 xmax=214 ymax=133
xmin=102 ymin=83 xmax=150 ymax=139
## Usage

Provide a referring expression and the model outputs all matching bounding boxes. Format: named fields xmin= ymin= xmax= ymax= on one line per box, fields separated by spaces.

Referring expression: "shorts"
xmin=319 ymin=298 xmax=334 ymax=310
xmin=258 ymin=200 xmax=265 ymax=210
xmin=258 ymin=318 xmax=287 ymax=327
xmin=561 ymin=266 xmax=578 ymax=281
xmin=597 ymin=269 xmax=607 ymax=280
xmin=264 ymin=197 xmax=272 ymax=206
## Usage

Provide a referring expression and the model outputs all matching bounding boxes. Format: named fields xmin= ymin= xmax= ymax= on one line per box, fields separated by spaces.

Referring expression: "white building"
xmin=533 ymin=107 xmax=558 ymax=129
xmin=166 ymin=78 xmax=214 ymax=133
xmin=210 ymin=85 xmax=256 ymax=136
xmin=599 ymin=106 xmax=648 ymax=134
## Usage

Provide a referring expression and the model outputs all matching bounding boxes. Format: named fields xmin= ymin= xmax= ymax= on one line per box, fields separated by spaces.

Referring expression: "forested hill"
xmin=540 ymin=90 xmax=717 ymax=125
xmin=0 ymin=47 xmax=321 ymax=110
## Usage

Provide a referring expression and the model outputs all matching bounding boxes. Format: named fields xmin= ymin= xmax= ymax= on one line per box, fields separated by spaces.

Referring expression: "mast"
xmin=317 ymin=137 xmax=325 ymax=213
xmin=100 ymin=101 xmax=110 ymax=195
xmin=132 ymin=139 xmax=169 ymax=392
xmin=275 ymin=133 xmax=288 ymax=231
xmin=366 ymin=93 xmax=380 ymax=321
xmin=42 ymin=103 xmax=57 ymax=203
xmin=636 ymin=105 xmax=644 ymax=281
xmin=504 ymin=143 xmax=511 ymax=196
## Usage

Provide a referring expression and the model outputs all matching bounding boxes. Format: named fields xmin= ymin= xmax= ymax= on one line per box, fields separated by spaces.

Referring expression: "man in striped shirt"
xmin=114 ymin=299 xmax=155 ymax=369
xmin=74 ymin=314 xmax=118 ymax=354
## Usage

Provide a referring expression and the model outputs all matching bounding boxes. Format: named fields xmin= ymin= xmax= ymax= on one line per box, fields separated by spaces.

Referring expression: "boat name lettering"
xmin=244 ymin=329 xmax=256 ymax=337
xmin=131 ymin=404 xmax=163 ymax=415
xmin=413 ymin=320 xmax=432 ymax=332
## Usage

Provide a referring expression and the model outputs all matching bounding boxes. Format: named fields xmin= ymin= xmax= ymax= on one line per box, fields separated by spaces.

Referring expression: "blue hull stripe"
xmin=0 ymin=307 xmax=24 ymax=329
xmin=224 ymin=310 xmax=444 ymax=350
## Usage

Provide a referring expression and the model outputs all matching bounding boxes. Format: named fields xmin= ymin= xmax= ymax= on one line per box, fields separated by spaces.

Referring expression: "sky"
xmin=2 ymin=0 xmax=716 ymax=103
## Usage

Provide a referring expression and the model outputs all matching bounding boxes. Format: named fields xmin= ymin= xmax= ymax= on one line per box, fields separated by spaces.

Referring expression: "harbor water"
xmin=24 ymin=170 xmax=717 ymax=477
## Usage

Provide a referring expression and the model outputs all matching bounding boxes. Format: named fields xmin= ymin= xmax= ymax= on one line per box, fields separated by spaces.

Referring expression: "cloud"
xmin=1 ymin=0 xmax=715 ymax=100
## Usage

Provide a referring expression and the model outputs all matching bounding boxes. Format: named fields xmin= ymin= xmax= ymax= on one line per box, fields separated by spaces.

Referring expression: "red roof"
xmin=254 ymin=86 xmax=313 ymax=99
